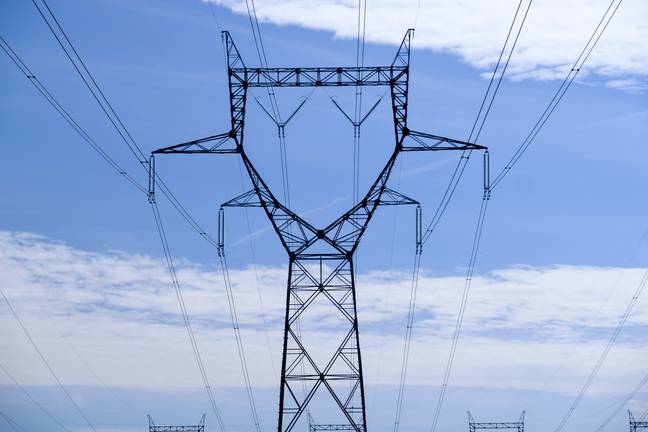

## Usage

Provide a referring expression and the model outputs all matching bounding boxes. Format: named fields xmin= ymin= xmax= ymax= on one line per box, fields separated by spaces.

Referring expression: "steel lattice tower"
xmin=151 ymin=30 xmax=486 ymax=431
xmin=147 ymin=415 xmax=205 ymax=432
xmin=630 ymin=411 xmax=648 ymax=432
xmin=468 ymin=412 xmax=525 ymax=432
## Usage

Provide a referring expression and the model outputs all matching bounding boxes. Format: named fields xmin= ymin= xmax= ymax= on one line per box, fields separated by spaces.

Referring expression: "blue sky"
xmin=1 ymin=0 xmax=647 ymax=431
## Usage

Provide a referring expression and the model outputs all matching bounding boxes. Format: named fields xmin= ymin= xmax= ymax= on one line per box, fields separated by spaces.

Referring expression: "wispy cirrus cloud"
xmin=1 ymin=230 xmax=647 ymax=395
xmin=211 ymin=0 xmax=648 ymax=91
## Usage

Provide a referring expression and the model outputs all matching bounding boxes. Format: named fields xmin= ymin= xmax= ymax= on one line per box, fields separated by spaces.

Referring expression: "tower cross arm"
xmin=400 ymin=129 xmax=486 ymax=152
xmin=152 ymin=131 xmax=238 ymax=154
xmin=230 ymin=65 xmax=406 ymax=88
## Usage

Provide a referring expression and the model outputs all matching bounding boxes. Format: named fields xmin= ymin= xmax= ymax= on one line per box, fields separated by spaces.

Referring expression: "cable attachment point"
xmin=218 ymin=207 xmax=225 ymax=257
xmin=415 ymin=205 xmax=422 ymax=254
xmin=147 ymin=155 xmax=156 ymax=203
xmin=483 ymin=150 xmax=491 ymax=200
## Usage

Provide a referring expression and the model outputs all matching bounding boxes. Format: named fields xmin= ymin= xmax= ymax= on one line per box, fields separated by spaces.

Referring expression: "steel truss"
xmin=468 ymin=412 xmax=525 ymax=432
xmin=147 ymin=415 xmax=205 ymax=432
xmin=152 ymin=29 xmax=486 ymax=432
xmin=630 ymin=411 xmax=648 ymax=431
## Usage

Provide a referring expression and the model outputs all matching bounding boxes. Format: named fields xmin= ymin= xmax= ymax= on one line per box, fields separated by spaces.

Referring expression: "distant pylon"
xmin=468 ymin=411 xmax=525 ymax=432
xmin=630 ymin=411 xmax=648 ymax=432
xmin=147 ymin=414 xmax=205 ymax=432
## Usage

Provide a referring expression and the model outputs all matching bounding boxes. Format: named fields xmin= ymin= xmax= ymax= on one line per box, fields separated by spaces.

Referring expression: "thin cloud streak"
xmin=1 ymin=230 xmax=646 ymax=393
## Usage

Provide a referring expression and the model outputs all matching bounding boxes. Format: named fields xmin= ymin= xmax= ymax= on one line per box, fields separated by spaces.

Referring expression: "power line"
xmin=532 ymin=224 xmax=648 ymax=399
xmin=236 ymin=159 xmax=279 ymax=384
xmin=1 ymin=30 xmax=229 ymax=428
xmin=370 ymin=158 xmax=404 ymax=414
xmin=490 ymin=0 xmax=624 ymax=191
xmin=149 ymin=199 xmax=227 ymax=432
xmin=0 ymin=277 xmax=97 ymax=431
xmin=593 ymin=371 xmax=648 ymax=431
xmin=353 ymin=0 xmax=368 ymax=205
xmin=28 ymin=0 xmax=223 ymax=253
xmin=206 ymin=1 xmax=224 ymax=34
xmin=0 ymin=35 xmax=147 ymax=195
xmin=217 ymin=252 xmax=262 ymax=432
xmin=31 ymin=0 xmax=148 ymax=164
xmin=1 ymin=39 xmax=237 ymax=426
xmin=426 ymin=1 xmax=624 ymax=426
xmin=429 ymin=196 xmax=489 ymax=432
xmin=421 ymin=0 xmax=532 ymax=246
xmin=392 ymin=251 xmax=422 ymax=432
xmin=243 ymin=0 xmax=290 ymax=208
xmin=1 ymin=242 xmax=134 ymax=414
xmin=553 ymin=266 xmax=648 ymax=432
xmin=0 ymin=409 xmax=26 ymax=432
xmin=392 ymin=2 xmax=531 ymax=429
xmin=29 ymin=1 xmax=243 ymax=424
xmin=0 ymin=361 xmax=70 ymax=432
xmin=640 ymin=405 xmax=648 ymax=422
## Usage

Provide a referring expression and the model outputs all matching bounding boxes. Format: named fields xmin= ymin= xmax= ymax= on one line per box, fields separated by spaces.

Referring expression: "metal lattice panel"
xmin=468 ymin=412 xmax=525 ymax=432
xmin=630 ymin=411 xmax=648 ymax=432
xmin=148 ymin=415 xmax=205 ymax=432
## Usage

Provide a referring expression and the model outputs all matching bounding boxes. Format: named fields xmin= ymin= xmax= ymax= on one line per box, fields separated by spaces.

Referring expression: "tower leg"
xmin=278 ymin=255 xmax=367 ymax=431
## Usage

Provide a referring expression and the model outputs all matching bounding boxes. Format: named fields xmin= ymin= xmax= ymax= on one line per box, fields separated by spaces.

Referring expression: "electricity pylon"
xmin=147 ymin=415 xmax=205 ymax=432
xmin=468 ymin=412 xmax=525 ymax=432
xmin=630 ymin=411 xmax=648 ymax=431
xmin=151 ymin=29 xmax=486 ymax=432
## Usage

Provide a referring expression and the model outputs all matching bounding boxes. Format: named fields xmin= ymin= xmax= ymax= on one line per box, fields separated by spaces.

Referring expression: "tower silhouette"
xmin=151 ymin=29 xmax=486 ymax=431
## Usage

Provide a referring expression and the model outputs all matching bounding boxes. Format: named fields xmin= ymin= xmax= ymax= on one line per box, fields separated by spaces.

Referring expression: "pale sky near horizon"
xmin=1 ymin=0 xmax=647 ymax=431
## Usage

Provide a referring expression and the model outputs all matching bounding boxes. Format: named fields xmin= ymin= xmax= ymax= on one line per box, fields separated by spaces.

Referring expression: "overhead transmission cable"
xmin=421 ymin=0 xmax=532 ymax=245
xmin=392 ymin=2 xmax=531 ymax=430
xmin=553 ymin=265 xmax=648 ymax=432
xmin=30 ymin=0 xmax=147 ymax=163
xmin=240 ymin=2 xmax=315 ymax=422
xmin=0 ymin=43 xmax=227 ymax=421
xmin=204 ymin=0 xmax=280 ymax=398
xmin=243 ymin=0 xmax=290 ymax=205
xmin=593 ymin=371 xmax=648 ymax=431
xmin=0 ymin=35 xmax=146 ymax=195
xmin=428 ymin=197 xmax=489 ymax=432
xmin=30 ymin=0 xmax=259 ymax=426
xmin=0 ymin=36 xmax=197 ymax=426
xmin=490 ymin=0 xmax=624 ymax=191
xmin=415 ymin=1 xmax=621 ymax=426
xmin=216 ymin=250 xmax=262 ymax=432
xmin=432 ymin=1 xmax=625 ymax=428
xmin=430 ymin=1 xmax=533 ymax=422
xmin=0 ymin=280 xmax=97 ymax=431
xmin=238 ymin=159 xmax=279 ymax=384
xmin=1 ymin=243 xmax=134 ymax=414
xmin=28 ymin=0 xmax=217 ymax=253
xmin=0 ymin=361 xmax=70 ymax=432
xmin=640 ymin=405 xmax=648 ymax=421
xmin=148 ymin=200 xmax=227 ymax=431
xmin=0 ymin=410 xmax=25 ymax=432
xmin=353 ymin=0 xmax=369 ymax=204
xmin=532 ymin=224 xmax=648 ymax=398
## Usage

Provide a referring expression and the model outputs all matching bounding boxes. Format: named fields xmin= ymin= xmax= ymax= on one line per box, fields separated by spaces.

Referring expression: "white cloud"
xmin=1 ymin=230 xmax=647 ymax=396
xmin=211 ymin=0 xmax=648 ymax=90
xmin=606 ymin=78 xmax=648 ymax=93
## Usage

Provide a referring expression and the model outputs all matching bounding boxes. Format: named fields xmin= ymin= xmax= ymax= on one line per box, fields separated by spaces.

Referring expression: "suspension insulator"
xmin=483 ymin=150 xmax=490 ymax=193
xmin=147 ymin=155 xmax=156 ymax=203
xmin=218 ymin=207 xmax=225 ymax=256
xmin=416 ymin=205 xmax=422 ymax=253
